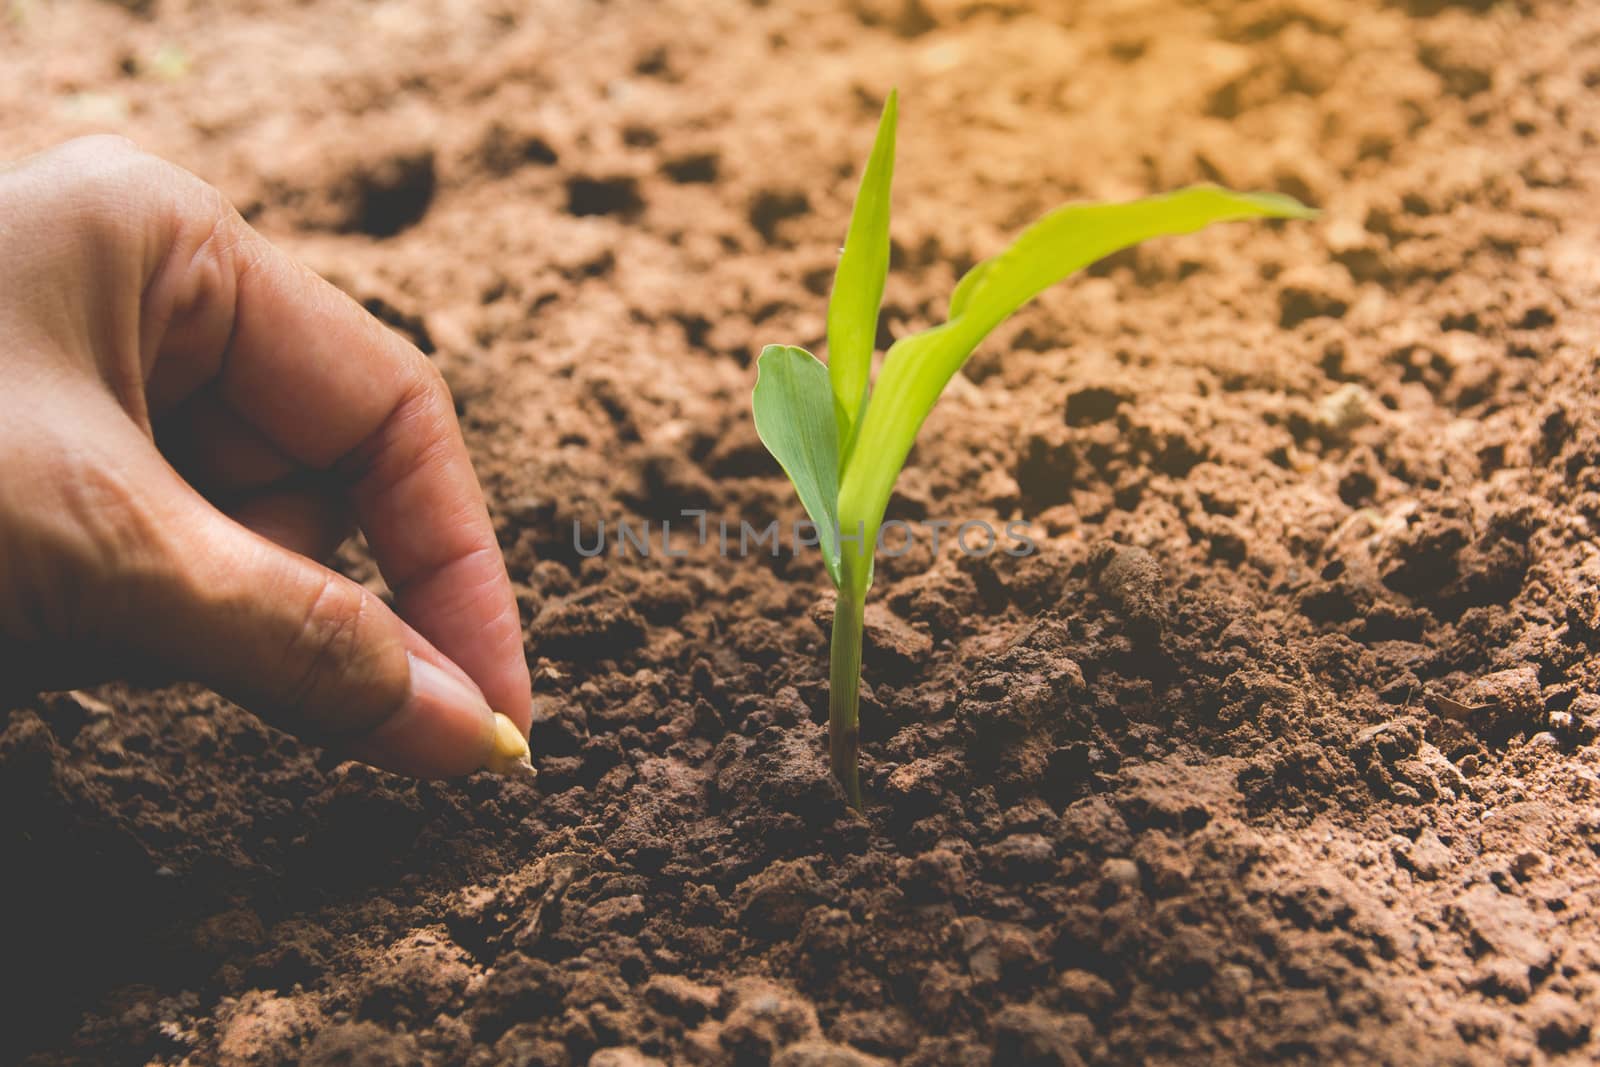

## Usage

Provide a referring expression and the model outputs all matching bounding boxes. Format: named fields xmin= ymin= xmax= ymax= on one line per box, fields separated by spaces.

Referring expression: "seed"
xmin=484 ymin=712 xmax=536 ymax=779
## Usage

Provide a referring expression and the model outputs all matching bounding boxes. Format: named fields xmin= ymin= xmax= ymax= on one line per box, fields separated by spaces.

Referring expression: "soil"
xmin=5 ymin=0 xmax=1600 ymax=1064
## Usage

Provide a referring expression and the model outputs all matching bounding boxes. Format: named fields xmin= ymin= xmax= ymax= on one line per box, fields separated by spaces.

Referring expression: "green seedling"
xmin=752 ymin=91 xmax=1314 ymax=806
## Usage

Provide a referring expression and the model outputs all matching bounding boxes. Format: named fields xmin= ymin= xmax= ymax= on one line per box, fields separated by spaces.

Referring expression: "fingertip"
xmin=396 ymin=621 xmax=485 ymax=699
xmin=390 ymin=557 xmax=532 ymax=735
xmin=343 ymin=652 xmax=497 ymax=778
xmin=484 ymin=637 xmax=534 ymax=735
xmin=394 ymin=618 xmax=529 ymax=738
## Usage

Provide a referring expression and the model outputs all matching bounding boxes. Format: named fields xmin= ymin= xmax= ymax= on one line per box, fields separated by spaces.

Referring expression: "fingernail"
xmin=408 ymin=652 xmax=491 ymax=722
xmin=484 ymin=711 xmax=537 ymax=780
xmin=348 ymin=653 xmax=498 ymax=777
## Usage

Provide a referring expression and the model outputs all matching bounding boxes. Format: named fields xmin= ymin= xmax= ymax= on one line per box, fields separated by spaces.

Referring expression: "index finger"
xmin=148 ymin=187 xmax=532 ymax=731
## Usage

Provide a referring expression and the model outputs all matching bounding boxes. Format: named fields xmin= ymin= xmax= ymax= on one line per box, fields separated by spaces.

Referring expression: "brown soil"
xmin=6 ymin=0 xmax=1600 ymax=1063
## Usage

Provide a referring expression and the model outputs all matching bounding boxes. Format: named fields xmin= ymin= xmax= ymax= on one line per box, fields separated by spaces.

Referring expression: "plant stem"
xmin=828 ymin=585 xmax=866 ymax=808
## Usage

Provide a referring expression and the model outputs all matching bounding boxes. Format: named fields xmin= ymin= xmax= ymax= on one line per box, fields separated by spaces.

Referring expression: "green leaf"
xmin=751 ymin=344 xmax=843 ymax=586
xmin=827 ymin=89 xmax=898 ymax=465
xmin=947 ymin=259 xmax=993 ymax=320
xmin=955 ymin=187 xmax=1314 ymax=338
xmin=836 ymin=185 xmax=1315 ymax=594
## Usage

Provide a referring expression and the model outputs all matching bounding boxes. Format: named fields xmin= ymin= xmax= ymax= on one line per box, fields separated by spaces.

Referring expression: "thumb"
xmin=132 ymin=479 xmax=511 ymax=778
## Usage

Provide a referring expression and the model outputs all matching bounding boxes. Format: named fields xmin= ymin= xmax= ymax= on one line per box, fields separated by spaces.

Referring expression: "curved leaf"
xmin=836 ymin=185 xmax=1315 ymax=593
xmin=948 ymin=258 xmax=993 ymax=320
xmin=957 ymin=187 xmax=1313 ymax=338
xmin=752 ymin=344 xmax=843 ymax=586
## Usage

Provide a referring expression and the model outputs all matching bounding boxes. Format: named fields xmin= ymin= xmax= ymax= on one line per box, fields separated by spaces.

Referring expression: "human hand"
xmin=0 ymin=137 xmax=533 ymax=778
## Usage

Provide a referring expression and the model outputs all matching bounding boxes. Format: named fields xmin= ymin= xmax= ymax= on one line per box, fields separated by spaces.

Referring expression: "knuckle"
xmin=3 ymin=452 xmax=179 ymax=645
xmin=53 ymin=133 xmax=146 ymax=167
xmin=414 ymin=358 xmax=454 ymax=409
xmin=0 ymin=137 xmax=154 ymax=241
xmin=52 ymin=134 xmax=167 ymax=200
xmin=282 ymin=573 xmax=372 ymax=721
xmin=38 ymin=136 xmax=228 ymax=253
xmin=4 ymin=138 xmax=169 ymax=266
xmin=398 ymin=360 xmax=460 ymax=445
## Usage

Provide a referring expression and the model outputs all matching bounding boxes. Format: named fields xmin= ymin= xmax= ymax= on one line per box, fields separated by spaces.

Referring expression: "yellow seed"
xmin=484 ymin=712 xmax=536 ymax=779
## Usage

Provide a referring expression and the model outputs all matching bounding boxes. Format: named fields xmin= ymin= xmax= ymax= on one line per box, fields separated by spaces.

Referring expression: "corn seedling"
xmin=752 ymin=91 xmax=1314 ymax=806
